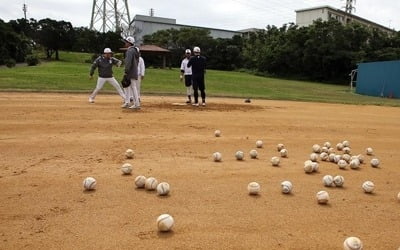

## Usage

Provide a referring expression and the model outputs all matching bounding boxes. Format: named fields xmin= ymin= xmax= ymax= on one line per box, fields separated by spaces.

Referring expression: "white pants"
xmin=137 ymin=78 xmax=142 ymax=100
xmin=186 ymin=86 xmax=193 ymax=96
xmin=124 ymin=79 xmax=140 ymax=107
xmin=90 ymin=77 xmax=126 ymax=101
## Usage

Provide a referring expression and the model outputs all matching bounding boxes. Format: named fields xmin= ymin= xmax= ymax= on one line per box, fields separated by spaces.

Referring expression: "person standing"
xmin=180 ymin=49 xmax=193 ymax=104
xmin=137 ymin=50 xmax=145 ymax=103
xmin=88 ymin=48 xmax=126 ymax=103
xmin=187 ymin=46 xmax=206 ymax=106
xmin=122 ymin=36 xmax=140 ymax=109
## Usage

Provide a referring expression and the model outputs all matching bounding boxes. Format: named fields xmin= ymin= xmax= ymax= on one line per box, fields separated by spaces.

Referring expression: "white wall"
xmin=296 ymin=9 xmax=329 ymax=27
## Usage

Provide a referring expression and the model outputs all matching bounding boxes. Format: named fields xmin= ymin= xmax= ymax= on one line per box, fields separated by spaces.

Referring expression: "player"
xmin=137 ymin=50 xmax=145 ymax=103
xmin=187 ymin=46 xmax=206 ymax=106
xmin=180 ymin=49 xmax=193 ymax=104
xmin=122 ymin=36 xmax=140 ymax=109
xmin=88 ymin=48 xmax=126 ymax=103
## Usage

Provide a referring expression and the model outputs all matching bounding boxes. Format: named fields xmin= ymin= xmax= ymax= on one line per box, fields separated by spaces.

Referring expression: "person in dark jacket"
xmin=122 ymin=36 xmax=140 ymax=109
xmin=89 ymin=48 xmax=125 ymax=103
xmin=187 ymin=46 xmax=206 ymax=106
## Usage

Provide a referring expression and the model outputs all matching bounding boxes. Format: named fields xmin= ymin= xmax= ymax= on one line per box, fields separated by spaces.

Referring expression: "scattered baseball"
xmin=121 ymin=163 xmax=132 ymax=175
xmin=320 ymin=152 xmax=329 ymax=161
xmin=256 ymin=140 xmax=263 ymax=148
xmin=83 ymin=177 xmax=97 ymax=191
xmin=316 ymin=190 xmax=329 ymax=204
xmin=342 ymin=154 xmax=351 ymax=163
xmin=321 ymin=146 xmax=329 ymax=153
xmin=324 ymin=141 xmax=332 ymax=148
xmin=343 ymin=147 xmax=351 ymax=154
xmin=249 ymin=149 xmax=258 ymax=159
xmin=125 ymin=149 xmax=134 ymax=159
xmin=338 ymin=159 xmax=348 ymax=169
xmin=357 ymin=154 xmax=365 ymax=164
xmin=349 ymin=159 xmax=360 ymax=169
xmin=336 ymin=143 xmax=344 ymax=151
xmin=277 ymin=143 xmax=285 ymax=152
xmin=334 ymin=154 xmax=342 ymax=163
xmin=134 ymin=175 xmax=146 ymax=188
xmin=280 ymin=148 xmax=288 ymax=158
xmin=370 ymin=158 xmax=380 ymax=168
xmin=235 ymin=151 xmax=244 ymax=161
xmin=397 ymin=192 xmax=400 ymax=201
xmin=247 ymin=182 xmax=261 ymax=195
xmin=156 ymin=182 xmax=170 ymax=196
xmin=157 ymin=214 xmax=174 ymax=232
xmin=312 ymin=144 xmax=321 ymax=153
xmin=281 ymin=181 xmax=293 ymax=194
xmin=213 ymin=152 xmax=222 ymax=162
xmin=145 ymin=177 xmax=158 ymax=191
xmin=333 ymin=175 xmax=345 ymax=187
xmin=311 ymin=162 xmax=319 ymax=172
xmin=304 ymin=160 xmax=313 ymax=173
xmin=214 ymin=130 xmax=221 ymax=137
xmin=271 ymin=156 xmax=280 ymax=166
xmin=362 ymin=181 xmax=375 ymax=193
xmin=343 ymin=236 xmax=363 ymax=250
xmin=322 ymin=175 xmax=334 ymax=187
xmin=328 ymin=147 xmax=335 ymax=154
xmin=328 ymin=153 xmax=336 ymax=162
xmin=366 ymin=147 xmax=373 ymax=155
xmin=342 ymin=140 xmax=350 ymax=147
xmin=310 ymin=153 xmax=318 ymax=162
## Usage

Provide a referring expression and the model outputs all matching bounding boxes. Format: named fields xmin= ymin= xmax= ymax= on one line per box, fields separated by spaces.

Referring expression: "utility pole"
xmin=22 ymin=1 xmax=28 ymax=19
xmin=344 ymin=0 xmax=356 ymax=14
xmin=90 ymin=0 xmax=131 ymax=33
xmin=149 ymin=8 xmax=155 ymax=17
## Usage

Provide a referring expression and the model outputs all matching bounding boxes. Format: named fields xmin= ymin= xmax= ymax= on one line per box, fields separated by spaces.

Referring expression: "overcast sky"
xmin=1 ymin=0 xmax=399 ymax=31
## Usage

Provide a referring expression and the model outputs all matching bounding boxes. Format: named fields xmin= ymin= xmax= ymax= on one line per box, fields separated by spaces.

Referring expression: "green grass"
xmin=1 ymin=51 xmax=399 ymax=106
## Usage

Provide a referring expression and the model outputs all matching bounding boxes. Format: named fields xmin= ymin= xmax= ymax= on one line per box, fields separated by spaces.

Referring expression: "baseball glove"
xmin=121 ymin=74 xmax=131 ymax=88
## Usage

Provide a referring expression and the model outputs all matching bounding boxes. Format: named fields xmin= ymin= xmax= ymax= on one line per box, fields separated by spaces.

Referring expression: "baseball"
xmin=321 ymin=146 xmax=329 ymax=153
xmin=362 ymin=181 xmax=375 ymax=193
xmin=125 ymin=148 xmax=134 ymax=159
xmin=336 ymin=143 xmax=344 ymax=151
xmin=83 ymin=177 xmax=97 ymax=190
xmin=304 ymin=160 xmax=313 ymax=173
xmin=280 ymin=148 xmax=288 ymax=158
xmin=397 ymin=192 xmax=400 ymax=201
xmin=322 ymin=175 xmax=334 ymax=187
xmin=214 ymin=130 xmax=221 ymax=137
xmin=312 ymin=144 xmax=321 ymax=153
xmin=328 ymin=147 xmax=335 ymax=154
xmin=338 ymin=159 xmax=348 ymax=169
xmin=281 ymin=181 xmax=293 ymax=194
xmin=157 ymin=214 xmax=174 ymax=232
xmin=156 ymin=182 xmax=170 ymax=196
xmin=256 ymin=140 xmax=263 ymax=148
xmin=277 ymin=143 xmax=285 ymax=152
xmin=249 ymin=149 xmax=258 ymax=159
xmin=145 ymin=177 xmax=158 ymax=191
xmin=213 ymin=152 xmax=222 ymax=162
xmin=324 ymin=141 xmax=332 ymax=148
xmin=320 ymin=152 xmax=329 ymax=161
xmin=247 ymin=182 xmax=260 ymax=195
xmin=343 ymin=147 xmax=351 ymax=154
xmin=121 ymin=163 xmax=132 ymax=175
xmin=334 ymin=154 xmax=342 ymax=163
xmin=366 ymin=147 xmax=373 ymax=155
xmin=342 ymin=140 xmax=350 ymax=147
xmin=310 ymin=153 xmax=318 ymax=162
xmin=370 ymin=158 xmax=380 ymax=168
xmin=342 ymin=154 xmax=351 ymax=163
xmin=134 ymin=175 xmax=146 ymax=188
xmin=357 ymin=154 xmax=365 ymax=164
xmin=271 ymin=156 xmax=280 ymax=166
xmin=343 ymin=236 xmax=363 ymax=250
xmin=328 ymin=153 xmax=336 ymax=162
xmin=333 ymin=175 xmax=345 ymax=187
xmin=235 ymin=151 xmax=244 ymax=161
xmin=311 ymin=162 xmax=319 ymax=172
xmin=316 ymin=190 xmax=329 ymax=204
xmin=350 ymin=159 xmax=360 ymax=169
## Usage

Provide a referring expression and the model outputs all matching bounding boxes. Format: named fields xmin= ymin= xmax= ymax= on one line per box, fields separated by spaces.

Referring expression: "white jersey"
xmin=180 ymin=58 xmax=192 ymax=75
xmin=138 ymin=57 xmax=145 ymax=77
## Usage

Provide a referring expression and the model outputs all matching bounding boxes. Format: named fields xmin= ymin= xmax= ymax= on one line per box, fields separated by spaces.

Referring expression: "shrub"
xmin=26 ymin=54 xmax=39 ymax=66
xmin=5 ymin=59 xmax=16 ymax=68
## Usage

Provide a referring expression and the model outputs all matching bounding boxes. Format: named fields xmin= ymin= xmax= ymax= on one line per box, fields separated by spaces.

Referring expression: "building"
xmin=130 ymin=14 xmax=244 ymax=45
xmin=295 ymin=6 xmax=394 ymax=34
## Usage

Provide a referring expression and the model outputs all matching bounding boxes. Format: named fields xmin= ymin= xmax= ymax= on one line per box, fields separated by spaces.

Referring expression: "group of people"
xmin=89 ymin=37 xmax=207 ymax=109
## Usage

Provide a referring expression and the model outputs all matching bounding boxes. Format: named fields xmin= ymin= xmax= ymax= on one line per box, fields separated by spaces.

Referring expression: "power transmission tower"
xmin=344 ymin=0 xmax=356 ymax=14
xmin=90 ymin=0 xmax=131 ymax=33
xmin=22 ymin=1 xmax=27 ymax=19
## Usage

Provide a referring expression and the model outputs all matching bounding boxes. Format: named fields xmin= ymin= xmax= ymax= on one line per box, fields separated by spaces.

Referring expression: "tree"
xmin=0 ymin=19 xmax=32 ymax=65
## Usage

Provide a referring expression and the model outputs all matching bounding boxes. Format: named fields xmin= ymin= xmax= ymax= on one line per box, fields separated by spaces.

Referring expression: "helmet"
xmin=103 ymin=48 xmax=113 ymax=54
xmin=193 ymin=47 xmax=201 ymax=53
xmin=125 ymin=36 xmax=135 ymax=45
xmin=185 ymin=49 xmax=191 ymax=54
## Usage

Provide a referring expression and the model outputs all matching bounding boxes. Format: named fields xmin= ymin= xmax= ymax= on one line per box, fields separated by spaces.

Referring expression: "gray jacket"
xmin=124 ymin=46 xmax=139 ymax=80
xmin=90 ymin=56 xmax=121 ymax=78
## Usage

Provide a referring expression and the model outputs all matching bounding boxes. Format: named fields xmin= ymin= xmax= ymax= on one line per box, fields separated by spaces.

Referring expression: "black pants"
xmin=192 ymin=74 xmax=206 ymax=103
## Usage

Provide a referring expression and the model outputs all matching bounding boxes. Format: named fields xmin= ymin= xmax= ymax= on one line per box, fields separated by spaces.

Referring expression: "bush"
xmin=114 ymin=53 xmax=124 ymax=61
xmin=26 ymin=54 xmax=39 ymax=66
xmin=5 ymin=59 xmax=16 ymax=68
xmin=85 ymin=54 xmax=100 ymax=64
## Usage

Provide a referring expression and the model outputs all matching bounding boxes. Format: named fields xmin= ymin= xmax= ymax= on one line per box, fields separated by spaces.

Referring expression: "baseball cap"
xmin=185 ymin=49 xmax=191 ymax=54
xmin=103 ymin=48 xmax=112 ymax=54
xmin=193 ymin=47 xmax=201 ymax=53
xmin=125 ymin=36 xmax=135 ymax=45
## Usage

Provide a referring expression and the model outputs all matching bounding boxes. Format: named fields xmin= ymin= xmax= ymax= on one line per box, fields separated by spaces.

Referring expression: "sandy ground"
xmin=0 ymin=92 xmax=399 ymax=250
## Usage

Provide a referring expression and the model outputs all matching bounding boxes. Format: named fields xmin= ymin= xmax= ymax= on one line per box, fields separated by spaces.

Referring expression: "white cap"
xmin=185 ymin=49 xmax=191 ymax=54
xmin=103 ymin=48 xmax=112 ymax=54
xmin=125 ymin=36 xmax=135 ymax=45
xmin=193 ymin=46 xmax=201 ymax=53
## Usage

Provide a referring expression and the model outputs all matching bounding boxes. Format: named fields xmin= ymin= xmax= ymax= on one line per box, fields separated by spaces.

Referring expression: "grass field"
xmin=0 ymin=51 xmax=399 ymax=106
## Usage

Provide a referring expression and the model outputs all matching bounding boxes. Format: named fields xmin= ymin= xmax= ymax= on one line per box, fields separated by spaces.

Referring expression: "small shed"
xmin=120 ymin=44 xmax=170 ymax=68
xmin=356 ymin=60 xmax=400 ymax=99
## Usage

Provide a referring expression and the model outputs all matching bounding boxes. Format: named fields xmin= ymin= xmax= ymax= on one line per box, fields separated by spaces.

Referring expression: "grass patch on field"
xmin=0 ymin=51 xmax=399 ymax=106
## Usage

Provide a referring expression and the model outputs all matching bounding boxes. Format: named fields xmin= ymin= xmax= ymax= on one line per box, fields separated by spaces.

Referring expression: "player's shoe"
xmin=89 ymin=97 xmax=95 ymax=103
xmin=202 ymin=102 xmax=206 ymax=106
xmin=186 ymin=100 xmax=191 ymax=104
xmin=128 ymin=105 xmax=141 ymax=110
xmin=121 ymin=103 xmax=129 ymax=108
xmin=192 ymin=103 xmax=199 ymax=107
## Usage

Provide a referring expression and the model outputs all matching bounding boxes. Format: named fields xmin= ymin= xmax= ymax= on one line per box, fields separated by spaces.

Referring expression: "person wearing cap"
xmin=89 ymin=48 xmax=125 ymax=103
xmin=122 ymin=36 xmax=140 ymax=109
xmin=180 ymin=49 xmax=193 ymax=104
xmin=187 ymin=46 xmax=207 ymax=106
xmin=136 ymin=50 xmax=145 ymax=103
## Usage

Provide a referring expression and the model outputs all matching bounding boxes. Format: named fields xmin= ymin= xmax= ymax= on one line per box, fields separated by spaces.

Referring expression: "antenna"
xmin=90 ymin=0 xmax=131 ymax=33
xmin=149 ymin=8 xmax=155 ymax=17
xmin=22 ymin=1 xmax=28 ymax=19
xmin=343 ymin=0 xmax=356 ymax=14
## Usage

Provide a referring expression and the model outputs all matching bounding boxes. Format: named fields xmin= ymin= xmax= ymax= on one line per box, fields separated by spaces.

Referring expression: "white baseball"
xmin=334 ymin=154 xmax=342 ymax=163
xmin=145 ymin=177 xmax=158 ymax=191
xmin=357 ymin=154 xmax=365 ymax=164
xmin=310 ymin=153 xmax=318 ymax=162
xmin=370 ymin=158 xmax=380 ymax=168
xmin=321 ymin=146 xmax=329 ymax=153
xmin=397 ymin=192 xmax=400 ymax=202
xmin=214 ymin=130 xmax=221 ymax=137
xmin=342 ymin=140 xmax=350 ymax=147
xmin=121 ymin=163 xmax=132 ymax=175
xmin=256 ymin=140 xmax=263 ymax=148
xmin=328 ymin=148 xmax=335 ymax=154
xmin=338 ymin=159 xmax=348 ymax=169
xmin=83 ymin=177 xmax=97 ymax=190
xmin=134 ymin=175 xmax=146 ymax=188
xmin=362 ymin=181 xmax=375 ymax=193
xmin=316 ymin=190 xmax=329 ymax=204
xmin=366 ymin=147 xmax=373 ymax=155
xmin=271 ymin=156 xmax=280 ymax=166
xmin=247 ymin=182 xmax=260 ymax=195
xmin=328 ymin=153 xmax=336 ymax=162
xmin=311 ymin=162 xmax=319 ymax=172
xmin=304 ymin=160 xmax=313 ymax=173
xmin=312 ymin=144 xmax=321 ymax=153
xmin=277 ymin=143 xmax=285 ymax=152
xmin=157 ymin=214 xmax=174 ymax=232
xmin=125 ymin=149 xmax=134 ymax=159
xmin=333 ymin=175 xmax=344 ymax=187
xmin=320 ymin=152 xmax=329 ymax=161
xmin=322 ymin=175 xmax=334 ymax=187
xmin=235 ymin=151 xmax=244 ymax=160
xmin=343 ymin=236 xmax=363 ymax=250
xmin=281 ymin=181 xmax=293 ymax=194
xmin=157 ymin=182 xmax=170 ymax=196
xmin=343 ymin=147 xmax=351 ymax=154
xmin=249 ymin=149 xmax=258 ymax=159
xmin=350 ymin=159 xmax=360 ymax=169
xmin=324 ymin=141 xmax=332 ymax=148
xmin=342 ymin=154 xmax=351 ymax=163
xmin=280 ymin=148 xmax=288 ymax=158
xmin=336 ymin=143 xmax=344 ymax=151
xmin=213 ymin=152 xmax=222 ymax=162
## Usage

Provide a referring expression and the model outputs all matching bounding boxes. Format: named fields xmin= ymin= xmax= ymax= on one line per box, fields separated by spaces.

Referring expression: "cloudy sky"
xmin=1 ymin=0 xmax=399 ymax=31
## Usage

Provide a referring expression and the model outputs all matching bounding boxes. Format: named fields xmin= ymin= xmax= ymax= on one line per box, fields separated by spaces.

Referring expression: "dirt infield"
xmin=1 ymin=93 xmax=399 ymax=249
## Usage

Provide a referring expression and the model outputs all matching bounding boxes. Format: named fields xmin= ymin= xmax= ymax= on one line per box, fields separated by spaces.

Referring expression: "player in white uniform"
xmin=180 ymin=49 xmax=193 ymax=104
xmin=137 ymin=52 xmax=145 ymax=103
